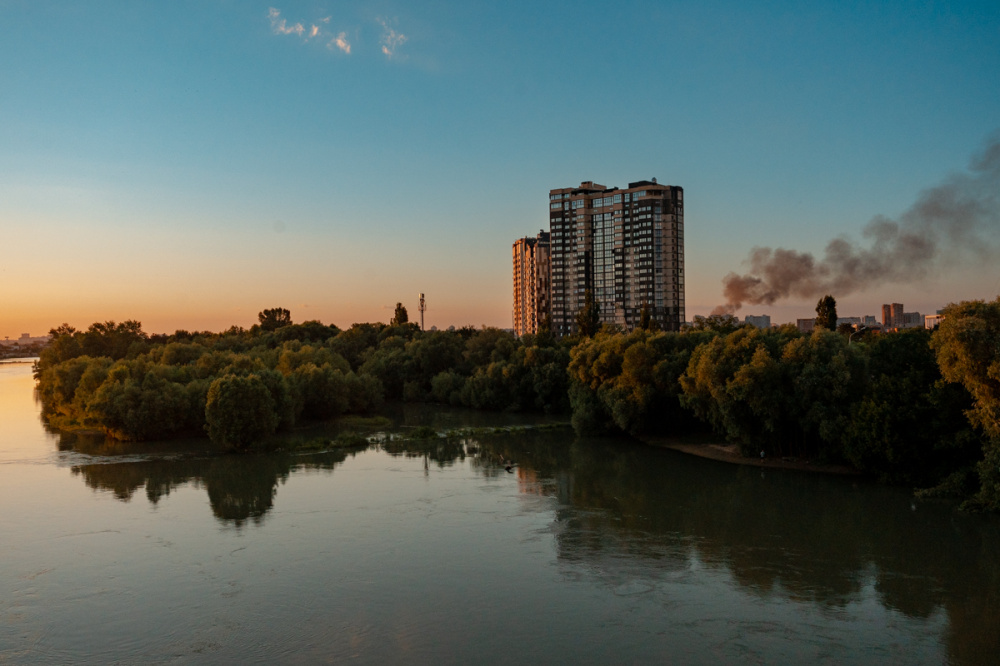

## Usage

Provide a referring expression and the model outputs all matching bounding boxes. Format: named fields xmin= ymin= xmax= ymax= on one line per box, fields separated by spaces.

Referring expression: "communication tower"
xmin=418 ymin=293 xmax=426 ymax=331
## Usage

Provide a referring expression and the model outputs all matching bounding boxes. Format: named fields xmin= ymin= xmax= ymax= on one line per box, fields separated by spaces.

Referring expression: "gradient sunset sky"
xmin=3 ymin=0 xmax=999 ymax=338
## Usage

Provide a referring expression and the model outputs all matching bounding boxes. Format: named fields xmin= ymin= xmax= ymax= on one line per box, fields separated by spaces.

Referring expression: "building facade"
xmin=744 ymin=314 xmax=771 ymax=329
xmin=547 ymin=179 xmax=684 ymax=335
xmin=882 ymin=303 xmax=904 ymax=330
xmin=512 ymin=231 xmax=551 ymax=336
xmin=881 ymin=303 xmax=922 ymax=331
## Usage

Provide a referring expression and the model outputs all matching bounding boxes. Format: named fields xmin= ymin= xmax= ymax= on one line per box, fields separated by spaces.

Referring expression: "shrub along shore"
xmin=33 ymin=298 xmax=1000 ymax=511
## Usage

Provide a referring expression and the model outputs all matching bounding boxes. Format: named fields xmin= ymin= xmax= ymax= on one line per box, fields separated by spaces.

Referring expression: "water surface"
xmin=1 ymin=362 xmax=998 ymax=664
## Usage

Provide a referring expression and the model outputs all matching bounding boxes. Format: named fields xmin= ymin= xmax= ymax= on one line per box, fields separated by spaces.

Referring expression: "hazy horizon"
xmin=3 ymin=1 xmax=999 ymax=339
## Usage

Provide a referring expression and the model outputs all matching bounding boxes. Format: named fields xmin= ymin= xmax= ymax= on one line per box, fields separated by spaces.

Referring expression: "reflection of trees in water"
xmin=401 ymin=430 xmax=1000 ymax=663
xmin=380 ymin=436 xmax=471 ymax=470
xmin=67 ymin=427 xmax=1000 ymax=661
xmin=510 ymin=436 xmax=1000 ymax=664
xmin=71 ymin=449 xmax=352 ymax=527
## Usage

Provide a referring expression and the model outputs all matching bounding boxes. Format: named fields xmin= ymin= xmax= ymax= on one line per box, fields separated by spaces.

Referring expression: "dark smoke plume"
xmin=717 ymin=136 xmax=1000 ymax=313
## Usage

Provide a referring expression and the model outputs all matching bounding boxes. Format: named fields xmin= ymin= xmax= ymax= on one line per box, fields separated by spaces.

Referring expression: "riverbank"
xmin=642 ymin=434 xmax=863 ymax=475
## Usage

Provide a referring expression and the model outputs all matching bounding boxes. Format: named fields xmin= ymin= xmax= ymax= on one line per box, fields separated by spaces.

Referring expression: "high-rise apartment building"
xmin=547 ymin=180 xmax=684 ymax=335
xmin=881 ymin=303 xmax=922 ymax=331
xmin=512 ymin=231 xmax=551 ymax=336
xmin=882 ymin=303 xmax=904 ymax=330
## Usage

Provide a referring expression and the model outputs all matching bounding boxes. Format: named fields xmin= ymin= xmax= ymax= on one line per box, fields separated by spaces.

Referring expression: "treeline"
xmin=33 ymin=307 xmax=570 ymax=451
xmin=0 ymin=340 xmax=48 ymax=359
xmin=33 ymin=298 xmax=1000 ymax=510
xmin=569 ymin=299 xmax=1000 ymax=511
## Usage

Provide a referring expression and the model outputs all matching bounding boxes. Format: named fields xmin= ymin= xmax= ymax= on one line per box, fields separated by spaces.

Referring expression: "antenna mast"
xmin=418 ymin=293 xmax=426 ymax=331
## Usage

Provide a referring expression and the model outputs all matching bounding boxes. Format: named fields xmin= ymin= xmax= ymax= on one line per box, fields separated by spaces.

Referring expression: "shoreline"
xmin=641 ymin=435 xmax=863 ymax=475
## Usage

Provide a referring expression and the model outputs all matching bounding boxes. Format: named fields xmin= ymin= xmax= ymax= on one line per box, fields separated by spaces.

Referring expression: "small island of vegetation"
xmin=33 ymin=297 xmax=1000 ymax=512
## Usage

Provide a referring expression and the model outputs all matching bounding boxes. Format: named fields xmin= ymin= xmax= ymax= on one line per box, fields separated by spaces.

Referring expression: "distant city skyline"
xmin=2 ymin=1 xmax=999 ymax=338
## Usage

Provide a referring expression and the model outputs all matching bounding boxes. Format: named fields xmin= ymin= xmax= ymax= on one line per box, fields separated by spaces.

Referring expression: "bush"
xmin=205 ymin=374 xmax=278 ymax=450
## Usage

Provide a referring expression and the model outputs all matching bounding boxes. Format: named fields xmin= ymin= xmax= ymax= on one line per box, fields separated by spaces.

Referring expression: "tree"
xmin=391 ymin=302 xmax=409 ymax=326
xmin=815 ymin=295 xmax=838 ymax=331
xmin=79 ymin=320 xmax=148 ymax=360
xmin=688 ymin=313 xmax=742 ymax=333
xmin=576 ymin=290 xmax=602 ymax=337
xmin=638 ymin=303 xmax=652 ymax=331
xmin=258 ymin=308 xmax=292 ymax=332
xmin=836 ymin=322 xmax=856 ymax=336
xmin=931 ymin=297 xmax=1000 ymax=510
xmin=205 ymin=373 xmax=279 ymax=450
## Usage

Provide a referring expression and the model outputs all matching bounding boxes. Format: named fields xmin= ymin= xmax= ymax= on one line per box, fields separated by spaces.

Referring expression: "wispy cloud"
xmin=268 ymin=8 xmax=305 ymax=37
xmin=377 ymin=18 xmax=407 ymax=59
xmin=269 ymin=9 xmax=409 ymax=60
xmin=269 ymin=8 xmax=350 ymax=55
xmin=328 ymin=32 xmax=351 ymax=54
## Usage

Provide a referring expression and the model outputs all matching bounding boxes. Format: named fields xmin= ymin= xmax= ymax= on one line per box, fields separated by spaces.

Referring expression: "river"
xmin=1 ymin=361 xmax=998 ymax=664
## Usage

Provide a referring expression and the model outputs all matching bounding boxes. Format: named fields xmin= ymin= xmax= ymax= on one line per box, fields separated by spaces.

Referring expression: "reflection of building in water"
xmin=515 ymin=466 xmax=540 ymax=492
xmin=516 ymin=467 xmax=575 ymax=506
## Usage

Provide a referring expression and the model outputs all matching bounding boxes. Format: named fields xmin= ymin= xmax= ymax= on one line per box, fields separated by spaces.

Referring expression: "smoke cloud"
xmin=718 ymin=136 xmax=1000 ymax=313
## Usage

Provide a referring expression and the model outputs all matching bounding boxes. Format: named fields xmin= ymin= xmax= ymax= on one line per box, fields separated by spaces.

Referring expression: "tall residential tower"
xmin=512 ymin=231 xmax=551 ymax=336
xmin=548 ymin=180 xmax=684 ymax=335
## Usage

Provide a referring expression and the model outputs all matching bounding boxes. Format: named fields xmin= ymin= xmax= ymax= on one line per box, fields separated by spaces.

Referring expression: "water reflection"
xmin=55 ymin=421 xmax=1000 ymax=663
xmin=71 ymin=449 xmax=355 ymax=526
xmin=375 ymin=430 xmax=1000 ymax=663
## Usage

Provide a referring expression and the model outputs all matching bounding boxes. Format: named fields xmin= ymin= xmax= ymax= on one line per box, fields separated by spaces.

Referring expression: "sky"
xmin=2 ymin=0 xmax=999 ymax=338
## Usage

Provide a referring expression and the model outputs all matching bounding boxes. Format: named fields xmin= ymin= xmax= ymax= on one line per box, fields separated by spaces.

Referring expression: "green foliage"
xmin=34 ymin=318 xmax=385 ymax=445
xmin=328 ymin=323 xmax=385 ymax=370
xmin=679 ymin=327 xmax=794 ymax=452
xmin=34 ymin=303 xmax=998 ymax=508
xmin=391 ymin=302 xmax=409 ymax=326
xmin=258 ymin=307 xmax=292 ymax=332
xmin=410 ymin=425 xmax=438 ymax=439
xmin=430 ymin=370 xmax=466 ymax=405
xmin=931 ymin=297 xmax=1000 ymax=510
xmin=205 ymin=374 xmax=279 ymax=450
xmin=359 ymin=342 xmax=412 ymax=400
xmin=843 ymin=329 xmax=979 ymax=485
xmin=569 ymin=329 xmax=711 ymax=437
xmin=575 ymin=289 xmax=601 ymax=337
xmin=88 ymin=361 xmax=191 ymax=440
xmin=638 ymin=303 xmax=660 ymax=332
xmin=332 ymin=432 xmax=372 ymax=448
xmin=815 ymin=295 xmax=838 ymax=331
xmin=688 ymin=313 xmax=742 ymax=333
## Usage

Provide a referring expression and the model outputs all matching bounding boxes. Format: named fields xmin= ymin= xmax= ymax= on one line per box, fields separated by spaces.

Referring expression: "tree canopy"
xmin=258 ymin=308 xmax=292 ymax=332
xmin=391 ymin=302 xmax=409 ymax=326
xmin=575 ymin=290 xmax=601 ymax=337
xmin=32 ymin=299 xmax=1000 ymax=511
xmin=931 ymin=297 xmax=1000 ymax=510
xmin=815 ymin=295 xmax=838 ymax=331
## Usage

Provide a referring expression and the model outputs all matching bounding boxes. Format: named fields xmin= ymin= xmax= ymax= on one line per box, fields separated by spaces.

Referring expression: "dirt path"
xmin=641 ymin=436 xmax=863 ymax=475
